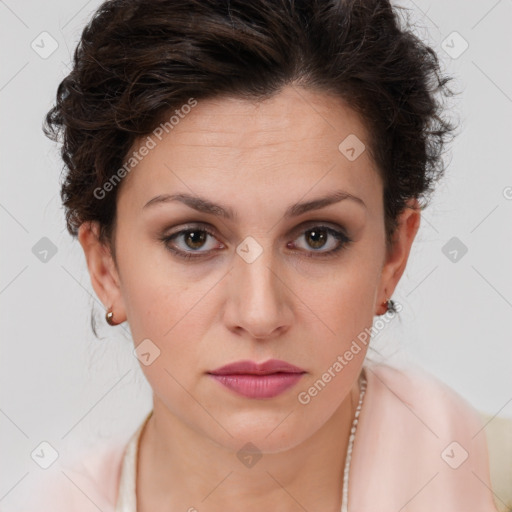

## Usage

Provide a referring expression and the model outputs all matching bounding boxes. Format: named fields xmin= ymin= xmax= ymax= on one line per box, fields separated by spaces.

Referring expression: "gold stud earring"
xmin=105 ymin=307 xmax=116 ymax=326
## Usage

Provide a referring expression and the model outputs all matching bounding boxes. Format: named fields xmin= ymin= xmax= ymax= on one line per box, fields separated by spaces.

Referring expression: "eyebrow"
xmin=142 ymin=189 xmax=366 ymax=219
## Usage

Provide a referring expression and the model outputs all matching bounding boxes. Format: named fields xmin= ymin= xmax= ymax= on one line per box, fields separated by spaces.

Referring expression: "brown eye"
xmin=183 ymin=230 xmax=208 ymax=250
xmin=161 ymin=223 xmax=351 ymax=262
xmin=304 ymin=228 xmax=329 ymax=249
xmin=161 ymin=225 xmax=223 ymax=260
xmin=289 ymin=225 xmax=351 ymax=258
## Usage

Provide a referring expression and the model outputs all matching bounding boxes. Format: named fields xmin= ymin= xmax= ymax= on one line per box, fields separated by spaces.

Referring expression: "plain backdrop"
xmin=1 ymin=0 xmax=511 ymax=507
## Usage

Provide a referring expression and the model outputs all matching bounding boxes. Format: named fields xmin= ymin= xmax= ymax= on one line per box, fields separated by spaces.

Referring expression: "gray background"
xmin=1 ymin=0 xmax=511 ymax=507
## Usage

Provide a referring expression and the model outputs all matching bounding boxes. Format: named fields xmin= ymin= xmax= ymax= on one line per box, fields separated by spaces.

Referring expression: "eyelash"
xmin=160 ymin=223 xmax=352 ymax=261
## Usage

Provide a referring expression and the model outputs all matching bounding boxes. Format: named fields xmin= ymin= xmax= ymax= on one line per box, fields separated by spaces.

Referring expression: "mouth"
xmin=208 ymin=358 xmax=306 ymax=376
xmin=207 ymin=359 xmax=306 ymax=399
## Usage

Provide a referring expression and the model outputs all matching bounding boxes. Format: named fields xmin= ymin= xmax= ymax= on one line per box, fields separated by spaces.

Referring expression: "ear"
xmin=375 ymin=198 xmax=421 ymax=315
xmin=78 ymin=221 xmax=126 ymax=324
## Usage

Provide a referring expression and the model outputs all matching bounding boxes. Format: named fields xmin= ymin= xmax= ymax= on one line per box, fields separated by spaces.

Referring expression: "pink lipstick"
xmin=207 ymin=359 xmax=306 ymax=399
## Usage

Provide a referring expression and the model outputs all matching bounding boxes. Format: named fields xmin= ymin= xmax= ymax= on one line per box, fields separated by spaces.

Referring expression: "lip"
xmin=208 ymin=359 xmax=306 ymax=376
xmin=207 ymin=359 xmax=306 ymax=399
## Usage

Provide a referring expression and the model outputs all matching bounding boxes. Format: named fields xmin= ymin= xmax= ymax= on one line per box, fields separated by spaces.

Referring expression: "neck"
xmin=136 ymin=376 xmax=361 ymax=512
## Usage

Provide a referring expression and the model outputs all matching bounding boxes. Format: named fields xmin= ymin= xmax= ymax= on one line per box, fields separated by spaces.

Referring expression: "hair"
xmin=44 ymin=0 xmax=457 ymax=334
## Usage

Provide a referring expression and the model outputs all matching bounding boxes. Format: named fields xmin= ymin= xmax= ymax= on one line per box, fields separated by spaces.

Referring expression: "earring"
xmin=105 ymin=307 xmax=117 ymax=326
xmin=382 ymin=298 xmax=396 ymax=314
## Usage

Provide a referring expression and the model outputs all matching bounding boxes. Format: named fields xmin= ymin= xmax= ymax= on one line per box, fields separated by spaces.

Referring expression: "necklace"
xmin=341 ymin=368 xmax=368 ymax=512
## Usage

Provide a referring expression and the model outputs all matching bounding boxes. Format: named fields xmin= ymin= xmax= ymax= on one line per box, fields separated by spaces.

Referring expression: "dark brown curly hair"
xmin=44 ymin=0 xmax=458 ymax=261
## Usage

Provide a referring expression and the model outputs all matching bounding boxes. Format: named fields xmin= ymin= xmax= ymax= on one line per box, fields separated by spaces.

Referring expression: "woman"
xmin=25 ymin=0 xmax=499 ymax=510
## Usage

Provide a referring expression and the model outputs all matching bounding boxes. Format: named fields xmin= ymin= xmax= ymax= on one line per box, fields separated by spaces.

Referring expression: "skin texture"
xmin=79 ymin=85 xmax=420 ymax=511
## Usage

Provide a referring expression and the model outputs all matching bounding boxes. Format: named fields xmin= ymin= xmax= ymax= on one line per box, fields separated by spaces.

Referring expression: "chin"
xmin=204 ymin=414 xmax=313 ymax=455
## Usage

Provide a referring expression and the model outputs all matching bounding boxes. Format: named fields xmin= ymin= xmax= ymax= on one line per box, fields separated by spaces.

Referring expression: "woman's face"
xmin=82 ymin=85 xmax=418 ymax=452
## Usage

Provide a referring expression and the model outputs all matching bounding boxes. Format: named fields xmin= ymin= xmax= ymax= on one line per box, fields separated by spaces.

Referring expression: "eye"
xmin=288 ymin=225 xmax=351 ymax=258
xmin=160 ymin=223 xmax=351 ymax=261
xmin=161 ymin=225 xmax=223 ymax=260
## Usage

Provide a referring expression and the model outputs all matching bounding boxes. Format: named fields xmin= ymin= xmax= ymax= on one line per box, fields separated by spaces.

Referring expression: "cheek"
xmin=115 ymin=232 xmax=183 ymax=335
xmin=122 ymin=279 xmax=194 ymax=344
xmin=309 ymin=257 xmax=381 ymax=338
xmin=118 ymin=257 xmax=217 ymax=365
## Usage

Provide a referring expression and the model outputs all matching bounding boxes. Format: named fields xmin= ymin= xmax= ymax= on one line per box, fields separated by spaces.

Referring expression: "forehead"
xmin=117 ymin=85 xmax=381 ymax=213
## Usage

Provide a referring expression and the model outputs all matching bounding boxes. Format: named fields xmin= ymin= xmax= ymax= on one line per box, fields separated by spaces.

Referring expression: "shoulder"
xmin=365 ymin=362 xmax=484 ymax=435
xmin=364 ymin=361 xmax=490 ymax=465
xmin=11 ymin=436 xmax=127 ymax=512
xmin=349 ymin=362 xmax=499 ymax=511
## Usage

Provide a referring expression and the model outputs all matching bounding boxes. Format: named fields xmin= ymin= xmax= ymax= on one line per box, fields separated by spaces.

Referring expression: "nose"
xmin=223 ymin=241 xmax=293 ymax=340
